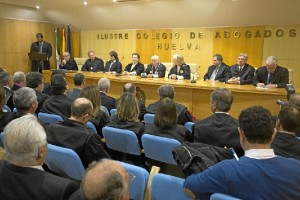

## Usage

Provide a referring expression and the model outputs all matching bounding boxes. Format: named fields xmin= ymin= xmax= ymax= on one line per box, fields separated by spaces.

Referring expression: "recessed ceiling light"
xmin=36 ymin=5 xmax=40 ymax=9
xmin=113 ymin=0 xmax=117 ymax=2
xmin=83 ymin=1 xmax=88 ymax=5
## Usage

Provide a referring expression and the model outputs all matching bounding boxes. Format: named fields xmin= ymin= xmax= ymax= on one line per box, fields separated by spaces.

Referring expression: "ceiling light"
xmin=113 ymin=0 xmax=117 ymax=2
xmin=83 ymin=1 xmax=88 ymax=5
xmin=36 ymin=5 xmax=40 ymax=9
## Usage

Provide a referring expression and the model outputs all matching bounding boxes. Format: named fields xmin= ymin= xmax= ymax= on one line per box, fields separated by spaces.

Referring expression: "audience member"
xmin=192 ymin=88 xmax=243 ymax=156
xmin=271 ymin=103 xmax=300 ymax=160
xmin=145 ymin=55 xmax=166 ymax=78
xmin=81 ymin=160 xmax=129 ymax=200
xmin=80 ymin=85 xmax=110 ymax=137
xmin=13 ymin=87 xmax=38 ymax=117
xmin=59 ymin=52 xmax=78 ymax=70
xmin=289 ymin=93 xmax=300 ymax=137
xmin=26 ymin=71 xmax=49 ymax=113
xmin=0 ymin=87 xmax=14 ymax=132
xmin=105 ymin=51 xmax=122 ymax=73
xmin=143 ymin=97 xmax=192 ymax=143
xmin=124 ymin=53 xmax=144 ymax=75
xmin=67 ymin=73 xmax=86 ymax=100
xmin=253 ymin=55 xmax=289 ymax=88
xmin=0 ymin=71 xmax=14 ymax=110
xmin=168 ymin=54 xmax=191 ymax=80
xmin=203 ymin=54 xmax=230 ymax=82
xmin=147 ymin=84 xmax=193 ymax=125
xmin=11 ymin=71 xmax=26 ymax=91
xmin=0 ymin=115 xmax=78 ymax=200
xmin=43 ymin=69 xmax=66 ymax=96
xmin=46 ymin=98 xmax=109 ymax=168
xmin=227 ymin=53 xmax=255 ymax=85
xmin=40 ymin=74 xmax=72 ymax=118
xmin=81 ymin=51 xmax=105 ymax=72
xmin=184 ymin=106 xmax=300 ymax=199
xmin=98 ymin=78 xmax=116 ymax=112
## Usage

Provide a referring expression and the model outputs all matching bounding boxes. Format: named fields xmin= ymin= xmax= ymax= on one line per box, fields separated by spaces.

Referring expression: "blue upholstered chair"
xmin=3 ymin=105 xmax=11 ymax=112
xmin=38 ymin=112 xmax=63 ymax=124
xmin=119 ymin=161 xmax=149 ymax=200
xmin=101 ymin=106 xmax=109 ymax=116
xmin=86 ymin=121 xmax=97 ymax=133
xmin=210 ymin=193 xmax=241 ymax=200
xmin=144 ymin=113 xmax=155 ymax=124
xmin=184 ymin=122 xmax=195 ymax=133
xmin=102 ymin=126 xmax=142 ymax=155
xmin=151 ymin=173 xmax=191 ymax=200
xmin=141 ymin=134 xmax=180 ymax=165
xmin=45 ymin=144 xmax=85 ymax=180
xmin=110 ymin=108 xmax=117 ymax=116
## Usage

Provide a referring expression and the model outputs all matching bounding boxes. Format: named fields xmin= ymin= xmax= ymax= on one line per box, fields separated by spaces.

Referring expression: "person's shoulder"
xmin=277 ymin=65 xmax=288 ymax=72
xmin=230 ymin=64 xmax=239 ymax=68
xmin=194 ymin=115 xmax=214 ymax=125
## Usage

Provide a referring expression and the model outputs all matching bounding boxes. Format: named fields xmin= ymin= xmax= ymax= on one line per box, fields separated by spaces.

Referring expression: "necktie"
xmin=109 ymin=62 xmax=114 ymax=72
xmin=239 ymin=67 xmax=243 ymax=76
xmin=267 ymin=73 xmax=273 ymax=84
xmin=210 ymin=67 xmax=219 ymax=80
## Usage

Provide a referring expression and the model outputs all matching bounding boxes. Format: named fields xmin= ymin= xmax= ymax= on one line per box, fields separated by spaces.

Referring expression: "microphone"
xmin=191 ymin=65 xmax=201 ymax=83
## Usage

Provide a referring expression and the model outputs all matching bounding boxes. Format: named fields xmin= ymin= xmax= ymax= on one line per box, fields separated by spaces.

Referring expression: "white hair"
xmin=13 ymin=71 xmax=26 ymax=83
xmin=239 ymin=53 xmax=248 ymax=61
xmin=151 ymin=55 xmax=159 ymax=61
xmin=266 ymin=56 xmax=277 ymax=65
xmin=13 ymin=87 xmax=37 ymax=112
xmin=3 ymin=114 xmax=47 ymax=163
xmin=98 ymin=78 xmax=110 ymax=92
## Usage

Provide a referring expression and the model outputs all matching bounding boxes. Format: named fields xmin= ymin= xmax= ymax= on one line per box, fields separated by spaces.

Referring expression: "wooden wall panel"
xmin=71 ymin=32 xmax=80 ymax=58
xmin=0 ymin=18 xmax=55 ymax=74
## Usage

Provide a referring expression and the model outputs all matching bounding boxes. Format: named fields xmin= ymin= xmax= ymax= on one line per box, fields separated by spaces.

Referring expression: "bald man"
xmin=82 ymin=160 xmax=129 ymax=200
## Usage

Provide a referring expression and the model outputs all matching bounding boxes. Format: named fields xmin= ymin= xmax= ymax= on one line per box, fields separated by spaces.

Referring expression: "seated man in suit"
xmin=80 ymin=160 xmax=129 ymax=200
xmin=184 ymin=106 xmax=300 ymax=199
xmin=104 ymin=51 xmax=122 ymax=73
xmin=59 ymin=51 xmax=78 ymax=70
xmin=145 ymin=55 xmax=166 ymax=78
xmin=81 ymin=50 xmax=105 ymax=72
xmin=0 ymin=115 xmax=78 ymax=200
xmin=67 ymin=73 xmax=86 ymax=100
xmin=226 ymin=53 xmax=255 ymax=85
xmin=192 ymin=88 xmax=243 ymax=156
xmin=168 ymin=54 xmax=191 ymax=80
xmin=98 ymin=78 xmax=116 ymax=112
xmin=124 ymin=53 xmax=144 ymax=76
xmin=252 ymin=55 xmax=289 ymax=88
xmin=46 ymin=98 xmax=110 ymax=168
xmin=11 ymin=71 xmax=26 ymax=91
xmin=271 ymin=103 xmax=300 ymax=160
xmin=0 ymin=71 xmax=14 ymax=110
xmin=147 ymin=84 xmax=193 ymax=125
xmin=203 ymin=54 xmax=230 ymax=82
xmin=40 ymin=74 xmax=73 ymax=118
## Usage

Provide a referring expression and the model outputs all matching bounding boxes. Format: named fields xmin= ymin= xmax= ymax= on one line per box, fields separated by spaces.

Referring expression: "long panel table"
xmin=43 ymin=70 xmax=288 ymax=120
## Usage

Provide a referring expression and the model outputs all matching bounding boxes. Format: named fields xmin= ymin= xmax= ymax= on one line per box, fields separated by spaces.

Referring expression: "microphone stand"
xmin=191 ymin=65 xmax=200 ymax=83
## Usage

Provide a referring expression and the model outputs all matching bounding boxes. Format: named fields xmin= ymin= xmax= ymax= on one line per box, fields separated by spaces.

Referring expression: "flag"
xmin=55 ymin=27 xmax=60 ymax=69
xmin=67 ymin=24 xmax=72 ymax=57
xmin=61 ymin=26 xmax=66 ymax=58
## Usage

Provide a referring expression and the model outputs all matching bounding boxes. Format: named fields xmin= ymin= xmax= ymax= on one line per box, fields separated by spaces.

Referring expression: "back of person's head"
xmin=239 ymin=106 xmax=274 ymax=144
xmin=154 ymin=97 xmax=177 ymax=128
xmin=213 ymin=54 xmax=223 ymax=62
xmin=0 ymin=71 xmax=11 ymax=86
xmin=80 ymin=86 xmax=101 ymax=117
xmin=123 ymin=83 xmax=136 ymax=94
xmin=210 ymin=88 xmax=233 ymax=112
xmin=13 ymin=71 xmax=26 ymax=84
xmin=158 ymin=84 xmax=175 ymax=100
xmin=26 ymin=72 xmax=43 ymax=89
xmin=3 ymin=114 xmax=47 ymax=164
xmin=50 ymin=69 xmax=66 ymax=78
xmin=71 ymin=97 xmax=93 ymax=118
xmin=278 ymin=103 xmax=300 ymax=132
xmin=98 ymin=78 xmax=110 ymax=92
xmin=73 ymin=73 xmax=85 ymax=86
xmin=81 ymin=160 xmax=129 ymax=200
xmin=117 ymin=92 xmax=139 ymax=122
xmin=51 ymin=74 xmax=67 ymax=95
xmin=0 ymin=87 xmax=6 ymax=113
xmin=13 ymin=87 xmax=37 ymax=112
xmin=289 ymin=93 xmax=300 ymax=108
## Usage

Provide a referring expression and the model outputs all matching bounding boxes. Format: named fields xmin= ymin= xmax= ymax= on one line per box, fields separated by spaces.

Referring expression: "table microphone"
xmin=191 ymin=65 xmax=201 ymax=83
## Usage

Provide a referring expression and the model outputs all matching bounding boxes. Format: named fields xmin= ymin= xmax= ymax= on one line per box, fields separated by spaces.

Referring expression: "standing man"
xmin=253 ymin=56 xmax=289 ymax=88
xmin=203 ymin=54 xmax=230 ymax=82
xmin=145 ymin=55 xmax=166 ymax=78
xmin=81 ymin=51 xmax=105 ymax=72
xmin=30 ymin=33 xmax=52 ymax=72
xmin=124 ymin=53 xmax=144 ymax=76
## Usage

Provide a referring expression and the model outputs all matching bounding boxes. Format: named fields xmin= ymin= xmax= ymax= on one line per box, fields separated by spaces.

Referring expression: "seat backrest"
xmin=119 ymin=161 xmax=149 ymax=200
xmin=74 ymin=57 xmax=88 ymax=70
xmin=3 ymin=105 xmax=11 ymax=112
xmin=210 ymin=193 xmax=241 ymax=200
xmin=45 ymin=144 xmax=85 ymax=180
xmin=110 ymin=108 xmax=117 ymax=116
xmin=86 ymin=121 xmax=97 ymax=133
xmin=144 ymin=113 xmax=155 ymax=124
xmin=141 ymin=134 xmax=181 ymax=165
xmin=184 ymin=122 xmax=195 ymax=133
xmin=151 ymin=173 xmax=190 ymax=200
xmin=101 ymin=106 xmax=110 ymax=116
xmin=288 ymin=68 xmax=293 ymax=83
xmin=38 ymin=112 xmax=63 ymax=124
xmin=102 ymin=126 xmax=141 ymax=155
xmin=12 ymin=108 xmax=17 ymax=113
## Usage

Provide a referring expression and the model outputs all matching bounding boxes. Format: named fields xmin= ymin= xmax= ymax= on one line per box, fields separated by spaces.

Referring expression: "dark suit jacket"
xmin=228 ymin=64 xmax=255 ymax=85
xmin=252 ymin=66 xmax=289 ymax=88
xmin=59 ymin=58 xmax=78 ymax=70
xmin=100 ymin=92 xmax=116 ymax=112
xmin=124 ymin=62 xmax=145 ymax=75
xmin=30 ymin=41 xmax=52 ymax=71
xmin=0 ymin=160 xmax=78 ymax=200
xmin=81 ymin=57 xmax=104 ymax=72
xmin=168 ymin=64 xmax=191 ymax=80
xmin=3 ymin=86 xmax=14 ymax=110
xmin=40 ymin=94 xmax=72 ymax=119
xmin=0 ymin=112 xmax=15 ymax=132
xmin=105 ymin=60 xmax=122 ymax=73
xmin=192 ymin=113 xmax=243 ymax=156
xmin=11 ymin=84 xmax=22 ymax=91
xmin=145 ymin=63 xmax=166 ymax=78
xmin=35 ymin=90 xmax=49 ymax=114
xmin=203 ymin=63 xmax=230 ymax=82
